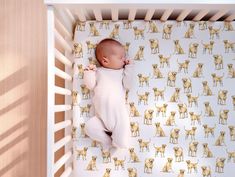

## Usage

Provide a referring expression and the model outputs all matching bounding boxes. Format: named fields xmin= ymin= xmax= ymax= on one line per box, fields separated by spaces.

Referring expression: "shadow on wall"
xmin=0 ymin=66 xmax=29 ymax=177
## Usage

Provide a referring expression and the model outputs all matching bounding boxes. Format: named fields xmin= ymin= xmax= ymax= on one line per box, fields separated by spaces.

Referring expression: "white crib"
xmin=45 ymin=0 xmax=235 ymax=176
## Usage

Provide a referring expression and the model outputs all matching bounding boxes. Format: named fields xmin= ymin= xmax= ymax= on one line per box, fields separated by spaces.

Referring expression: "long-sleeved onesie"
xmin=83 ymin=63 xmax=134 ymax=150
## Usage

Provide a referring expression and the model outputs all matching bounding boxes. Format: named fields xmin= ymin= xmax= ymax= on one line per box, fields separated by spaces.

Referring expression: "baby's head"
xmin=95 ymin=38 xmax=126 ymax=69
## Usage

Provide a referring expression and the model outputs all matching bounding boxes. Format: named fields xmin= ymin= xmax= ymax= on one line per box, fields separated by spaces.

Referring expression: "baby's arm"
xmin=83 ymin=64 xmax=97 ymax=90
xmin=122 ymin=60 xmax=135 ymax=90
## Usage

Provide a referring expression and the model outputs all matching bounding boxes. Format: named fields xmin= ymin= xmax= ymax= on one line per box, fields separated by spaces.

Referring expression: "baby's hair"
xmin=95 ymin=38 xmax=122 ymax=64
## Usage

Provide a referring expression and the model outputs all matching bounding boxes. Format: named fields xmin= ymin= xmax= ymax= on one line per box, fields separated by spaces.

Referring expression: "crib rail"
xmin=47 ymin=5 xmax=74 ymax=177
xmin=45 ymin=1 xmax=235 ymax=22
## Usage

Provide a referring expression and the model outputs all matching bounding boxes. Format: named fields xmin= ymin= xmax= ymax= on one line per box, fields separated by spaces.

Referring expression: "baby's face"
xmin=104 ymin=45 xmax=126 ymax=69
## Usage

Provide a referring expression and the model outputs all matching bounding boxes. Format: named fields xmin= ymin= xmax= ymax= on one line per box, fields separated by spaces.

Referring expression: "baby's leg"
xmin=109 ymin=123 xmax=131 ymax=158
xmin=112 ymin=122 xmax=131 ymax=149
xmin=84 ymin=116 xmax=113 ymax=151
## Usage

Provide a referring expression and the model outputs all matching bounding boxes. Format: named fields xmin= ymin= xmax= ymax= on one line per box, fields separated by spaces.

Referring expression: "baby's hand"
xmin=84 ymin=64 xmax=97 ymax=71
xmin=124 ymin=59 xmax=133 ymax=66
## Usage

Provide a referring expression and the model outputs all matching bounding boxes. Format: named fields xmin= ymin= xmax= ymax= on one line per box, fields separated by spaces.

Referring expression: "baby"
xmin=83 ymin=38 xmax=135 ymax=153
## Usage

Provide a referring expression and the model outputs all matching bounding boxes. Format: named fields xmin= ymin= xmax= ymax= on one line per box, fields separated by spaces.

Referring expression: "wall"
xmin=0 ymin=0 xmax=48 ymax=176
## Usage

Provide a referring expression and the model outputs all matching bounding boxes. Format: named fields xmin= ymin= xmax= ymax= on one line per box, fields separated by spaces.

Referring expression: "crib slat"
xmin=160 ymin=9 xmax=173 ymax=22
xmin=55 ymin=28 xmax=72 ymax=53
xmin=225 ymin=13 xmax=235 ymax=21
xmin=128 ymin=9 xmax=137 ymax=21
xmin=111 ymin=9 xmax=119 ymax=21
xmin=65 ymin=8 xmax=76 ymax=24
xmin=54 ymin=135 xmax=72 ymax=152
xmin=193 ymin=9 xmax=209 ymax=21
xmin=209 ymin=10 xmax=228 ymax=21
xmin=54 ymin=151 xmax=72 ymax=174
xmin=54 ymin=105 xmax=72 ymax=112
xmin=55 ymin=49 xmax=73 ymax=67
xmin=55 ymin=67 xmax=72 ymax=81
xmin=93 ymin=9 xmax=102 ymax=21
xmin=54 ymin=8 xmax=73 ymax=36
xmin=145 ymin=9 xmax=155 ymax=21
xmin=60 ymin=166 xmax=72 ymax=177
xmin=54 ymin=120 xmax=72 ymax=132
xmin=55 ymin=17 xmax=72 ymax=40
xmin=74 ymin=8 xmax=86 ymax=22
xmin=55 ymin=86 xmax=72 ymax=95
xmin=176 ymin=9 xmax=191 ymax=21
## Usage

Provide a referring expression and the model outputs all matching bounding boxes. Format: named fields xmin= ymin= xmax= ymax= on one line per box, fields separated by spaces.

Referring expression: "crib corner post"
xmin=47 ymin=5 xmax=55 ymax=177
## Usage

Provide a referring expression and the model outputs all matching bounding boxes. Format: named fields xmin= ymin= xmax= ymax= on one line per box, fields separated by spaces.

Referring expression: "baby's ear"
xmin=102 ymin=56 xmax=109 ymax=64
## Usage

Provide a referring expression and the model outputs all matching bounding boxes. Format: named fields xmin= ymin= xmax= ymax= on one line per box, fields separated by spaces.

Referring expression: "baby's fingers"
xmin=124 ymin=59 xmax=130 ymax=64
xmin=84 ymin=64 xmax=97 ymax=71
xmin=89 ymin=64 xmax=97 ymax=71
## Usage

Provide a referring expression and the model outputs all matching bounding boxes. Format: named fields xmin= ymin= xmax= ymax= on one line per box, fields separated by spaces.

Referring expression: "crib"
xmin=45 ymin=0 xmax=235 ymax=177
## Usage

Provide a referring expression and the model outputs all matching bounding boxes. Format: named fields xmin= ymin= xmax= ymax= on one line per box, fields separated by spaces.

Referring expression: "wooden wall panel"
xmin=0 ymin=0 xmax=51 ymax=176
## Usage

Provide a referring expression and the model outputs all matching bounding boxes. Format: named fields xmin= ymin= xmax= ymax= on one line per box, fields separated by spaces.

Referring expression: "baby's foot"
xmin=110 ymin=147 xmax=128 ymax=160
xmin=109 ymin=146 xmax=119 ymax=156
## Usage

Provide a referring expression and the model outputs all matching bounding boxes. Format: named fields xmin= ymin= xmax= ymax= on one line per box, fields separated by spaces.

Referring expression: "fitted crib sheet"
xmin=72 ymin=20 xmax=235 ymax=177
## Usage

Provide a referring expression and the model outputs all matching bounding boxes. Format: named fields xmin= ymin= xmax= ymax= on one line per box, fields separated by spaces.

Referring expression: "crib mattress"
xmin=72 ymin=20 xmax=235 ymax=177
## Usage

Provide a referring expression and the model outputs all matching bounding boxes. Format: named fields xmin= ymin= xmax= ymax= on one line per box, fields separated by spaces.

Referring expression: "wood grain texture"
xmin=0 ymin=0 xmax=64 ymax=176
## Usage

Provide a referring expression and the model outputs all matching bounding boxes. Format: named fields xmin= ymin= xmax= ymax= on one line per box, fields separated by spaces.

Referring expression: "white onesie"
xmin=83 ymin=63 xmax=134 ymax=150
